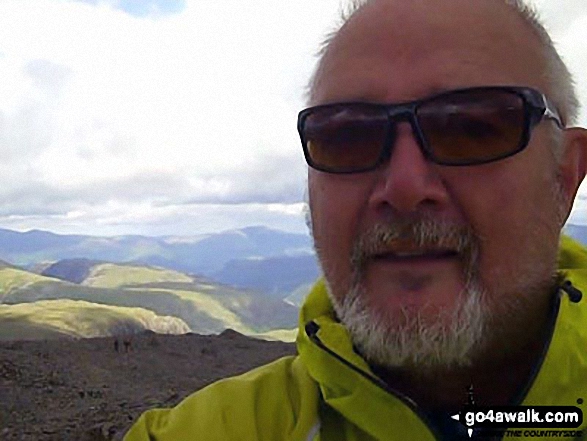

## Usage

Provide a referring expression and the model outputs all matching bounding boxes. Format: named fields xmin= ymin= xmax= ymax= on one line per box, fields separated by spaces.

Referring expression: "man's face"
xmin=308 ymin=0 xmax=573 ymax=368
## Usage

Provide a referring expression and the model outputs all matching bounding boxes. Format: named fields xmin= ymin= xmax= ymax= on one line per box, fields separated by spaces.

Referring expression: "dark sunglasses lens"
xmin=418 ymin=89 xmax=525 ymax=164
xmin=303 ymin=104 xmax=388 ymax=172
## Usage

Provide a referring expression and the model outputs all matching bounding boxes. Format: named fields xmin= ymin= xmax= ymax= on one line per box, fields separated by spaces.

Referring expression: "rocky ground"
xmin=0 ymin=330 xmax=296 ymax=440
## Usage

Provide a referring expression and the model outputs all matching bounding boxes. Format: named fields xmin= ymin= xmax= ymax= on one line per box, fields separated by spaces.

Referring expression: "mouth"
xmin=352 ymin=224 xmax=476 ymax=271
xmin=371 ymin=247 xmax=460 ymax=263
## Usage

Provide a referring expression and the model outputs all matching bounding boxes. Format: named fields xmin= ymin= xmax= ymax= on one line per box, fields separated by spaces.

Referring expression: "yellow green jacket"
xmin=124 ymin=236 xmax=587 ymax=440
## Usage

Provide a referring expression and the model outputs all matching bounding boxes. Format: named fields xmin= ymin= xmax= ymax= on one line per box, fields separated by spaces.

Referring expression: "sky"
xmin=0 ymin=0 xmax=585 ymax=237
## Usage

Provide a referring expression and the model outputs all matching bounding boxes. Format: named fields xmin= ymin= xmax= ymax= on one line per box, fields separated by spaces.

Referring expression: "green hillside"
xmin=0 ymin=299 xmax=190 ymax=340
xmin=78 ymin=262 xmax=297 ymax=332
xmin=253 ymin=328 xmax=298 ymax=342
xmin=3 ymin=277 xmax=249 ymax=334
xmin=140 ymin=288 xmax=251 ymax=334
xmin=0 ymin=267 xmax=54 ymax=301
xmin=83 ymin=263 xmax=193 ymax=288
xmin=0 ymin=263 xmax=298 ymax=337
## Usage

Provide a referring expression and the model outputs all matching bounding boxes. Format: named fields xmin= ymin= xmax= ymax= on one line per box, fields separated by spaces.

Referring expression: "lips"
xmin=369 ymin=237 xmax=461 ymax=263
xmin=351 ymin=221 xmax=476 ymax=270
xmin=373 ymin=248 xmax=460 ymax=262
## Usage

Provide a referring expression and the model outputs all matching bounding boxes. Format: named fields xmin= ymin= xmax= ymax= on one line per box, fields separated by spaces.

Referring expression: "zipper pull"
xmin=561 ymin=280 xmax=583 ymax=303
xmin=305 ymin=321 xmax=320 ymax=337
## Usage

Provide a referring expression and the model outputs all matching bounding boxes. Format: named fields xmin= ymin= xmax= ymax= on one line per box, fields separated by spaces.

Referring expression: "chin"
xmin=329 ymin=279 xmax=490 ymax=371
xmin=366 ymin=284 xmax=468 ymax=318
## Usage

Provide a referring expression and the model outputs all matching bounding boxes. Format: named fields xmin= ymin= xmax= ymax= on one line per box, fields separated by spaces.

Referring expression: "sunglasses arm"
xmin=542 ymin=95 xmax=565 ymax=129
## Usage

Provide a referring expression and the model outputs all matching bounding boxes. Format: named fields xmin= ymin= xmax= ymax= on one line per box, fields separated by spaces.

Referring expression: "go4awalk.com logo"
xmin=451 ymin=405 xmax=584 ymax=438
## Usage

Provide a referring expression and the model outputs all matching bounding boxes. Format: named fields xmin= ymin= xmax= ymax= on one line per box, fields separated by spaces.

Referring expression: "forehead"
xmin=312 ymin=0 xmax=547 ymax=105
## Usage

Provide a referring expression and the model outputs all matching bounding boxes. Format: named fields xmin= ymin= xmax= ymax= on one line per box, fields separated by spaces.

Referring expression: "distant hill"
xmin=0 ymin=262 xmax=298 ymax=338
xmin=0 ymin=299 xmax=190 ymax=340
xmin=0 ymin=226 xmax=318 ymax=296
xmin=9 ymin=224 xmax=585 ymax=343
xmin=213 ymin=253 xmax=320 ymax=297
xmin=0 ymin=226 xmax=312 ymax=274
xmin=0 ymin=228 xmax=85 ymax=254
xmin=564 ymin=224 xmax=587 ymax=245
xmin=284 ymin=282 xmax=315 ymax=307
xmin=41 ymin=258 xmax=103 ymax=284
xmin=0 ymin=258 xmax=17 ymax=269
xmin=8 ymin=223 xmax=584 ymax=310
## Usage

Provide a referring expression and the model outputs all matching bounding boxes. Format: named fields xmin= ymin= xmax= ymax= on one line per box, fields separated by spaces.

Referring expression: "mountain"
xmin=564 ymin=224 xmax=587 ymax=245
xmin=0 ymin=226 xmax=312 ymax=273
xmin=284 ymin=282 xmax=315 ymax=307
xmin=136 ymin=226 xmax=315 ymax=277
xmin=0 ymin=262 xmax=298 ymax=339
xmin=0 ymin=228 xmax=85 ymax=254
xmin=0 ymin=299 xmax=190 ymax=340
xmin=41 ymin=258 xmax=103 ymax=284
xmin=0 ymin=226 xmax=318 ymax=296
xmin=213 ymin=253 xmax=320 ymax=297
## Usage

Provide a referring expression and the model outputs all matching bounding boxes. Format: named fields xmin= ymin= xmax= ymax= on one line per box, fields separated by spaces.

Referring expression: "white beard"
xmin=328 ymin=278 xmax=488 ymax=370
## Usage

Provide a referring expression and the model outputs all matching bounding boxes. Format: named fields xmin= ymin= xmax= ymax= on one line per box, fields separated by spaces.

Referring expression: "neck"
xmin=374 ymin=338 xmax=545 ymax=413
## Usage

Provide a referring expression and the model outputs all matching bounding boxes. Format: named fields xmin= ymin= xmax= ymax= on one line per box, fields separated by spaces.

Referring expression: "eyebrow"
xmin=317 ymin=85 xmax=468 ymax=106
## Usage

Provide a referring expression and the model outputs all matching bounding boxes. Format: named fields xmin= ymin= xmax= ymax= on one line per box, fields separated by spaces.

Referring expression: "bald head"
xmin=308 ymin=0 xmax=578 ymax=124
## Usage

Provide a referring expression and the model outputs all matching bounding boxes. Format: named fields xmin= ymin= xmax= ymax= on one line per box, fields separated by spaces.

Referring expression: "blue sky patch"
xmin=75 ymin=0 xmax=186 ymax=18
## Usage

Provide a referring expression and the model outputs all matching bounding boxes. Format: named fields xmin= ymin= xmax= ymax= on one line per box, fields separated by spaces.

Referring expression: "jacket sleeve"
xmin=123 ymin=355 xmax=320 ymax=441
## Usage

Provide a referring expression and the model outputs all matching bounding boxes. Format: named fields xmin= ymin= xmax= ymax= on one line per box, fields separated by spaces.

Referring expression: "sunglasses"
xmin=297 ymin=86 xmax=564 ymax=174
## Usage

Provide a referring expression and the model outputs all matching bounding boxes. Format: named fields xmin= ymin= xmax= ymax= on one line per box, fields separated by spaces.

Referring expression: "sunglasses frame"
xmin=298 ymin=86 xmax=564 ymax=174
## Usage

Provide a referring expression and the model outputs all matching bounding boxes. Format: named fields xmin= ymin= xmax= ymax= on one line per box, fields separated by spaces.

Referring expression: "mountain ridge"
xmin=0 ymin=226 xmax=318 ymax=297
xmin=0 ymin=261 xmax=299 ymax=340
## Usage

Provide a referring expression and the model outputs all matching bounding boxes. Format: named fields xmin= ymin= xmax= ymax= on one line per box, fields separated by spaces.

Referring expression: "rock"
xmin=219 ymin=329 xmax=244 ymax=339
xmin=200 ymin=346 xmax=217 ymax=356
xmin=0 ymin=331 xmax=295 ymax=440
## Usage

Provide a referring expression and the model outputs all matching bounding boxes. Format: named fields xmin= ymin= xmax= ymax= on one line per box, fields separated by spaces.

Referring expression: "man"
xmin=125 ymin=0 xmax=587 ymax=439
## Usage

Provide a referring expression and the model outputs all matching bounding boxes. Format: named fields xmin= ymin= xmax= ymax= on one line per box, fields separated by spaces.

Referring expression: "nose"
xmin=368 ymin=122 xmax=451 ymax=215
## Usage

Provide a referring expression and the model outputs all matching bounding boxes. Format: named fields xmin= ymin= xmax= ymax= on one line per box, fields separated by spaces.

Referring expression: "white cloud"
xmin=0 ymin=201 xmax=310 ymax=236
xmin=0 ymin=0 xmax=340 ymax=227
xmin=544 ymin=4 xmax=587 ymax=224
xmin=0 ymin=0 xmax=586 ymax=233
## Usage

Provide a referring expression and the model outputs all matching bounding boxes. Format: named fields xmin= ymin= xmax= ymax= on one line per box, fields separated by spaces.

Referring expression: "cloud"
xmin=529 ymin=0 xmax=587 ymax=36
xmin=0 ymin=201 xmax=310 ymax=237
xmin=0 ymin=0 xmax=333 ymax=235
xmin=24 ymin=59 xmax=72 ymax=95
xmin=528 ymin=0 xmax=587 ymax=126
xmin=0 ymin=0 xmax=586 ymax=233
xmin=0 ymin=0 xmax=340 ymax=232
xmin=528 ymin=0 xmax=587 ymax=225
xmin=556 ymin=16 xmax=587 ymax=126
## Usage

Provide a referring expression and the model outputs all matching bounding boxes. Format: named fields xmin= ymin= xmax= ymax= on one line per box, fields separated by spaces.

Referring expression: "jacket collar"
xmin=524 ymin=235 xmax=587 ymax=406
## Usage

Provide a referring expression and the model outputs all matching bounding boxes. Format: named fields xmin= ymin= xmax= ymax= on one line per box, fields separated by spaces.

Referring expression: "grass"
xmin=251 ymin=328 xmax=298 ymax=342
xmin=146 ymin=289 xmax=253 ymax=334
xmin=0 ymin=262 xmax=298 ymax=340
xmin=83 ymin=263 xmax=193 ymax=288
xmin=0 ymin=268 xmax=55 ymax=301
xmin=0 ymin=299 xmax=190 ymax=340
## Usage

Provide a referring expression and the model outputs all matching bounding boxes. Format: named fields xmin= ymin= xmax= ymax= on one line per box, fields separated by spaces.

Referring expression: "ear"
xmin=557 ymin=127 xmax=587 ymax=222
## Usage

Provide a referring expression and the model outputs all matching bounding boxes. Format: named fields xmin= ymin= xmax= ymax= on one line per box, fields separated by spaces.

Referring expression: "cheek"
xmin=457 ymin=168 xmax=561 ymax=286
xmin=309 ymin=175 xmax=368 ymax=295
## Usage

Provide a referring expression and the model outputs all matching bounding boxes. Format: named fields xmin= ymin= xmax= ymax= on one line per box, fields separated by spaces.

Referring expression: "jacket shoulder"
xmin=124 ymin=355 xmax=320 ymax=441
